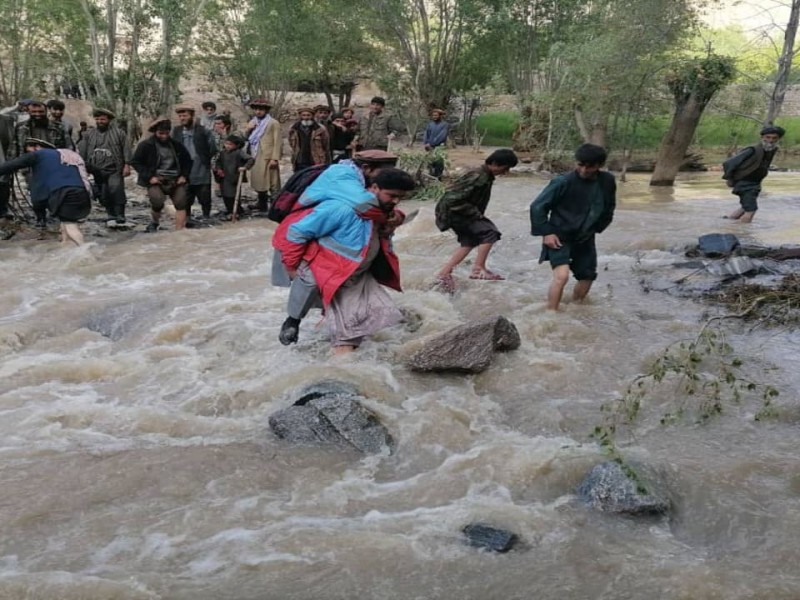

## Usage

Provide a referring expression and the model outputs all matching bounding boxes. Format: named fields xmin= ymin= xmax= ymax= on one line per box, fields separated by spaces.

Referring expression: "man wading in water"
xmin=530 ymin=143 xmax=616 ymax=311
xmin=723 ymin=124 xmax=785 ymax=223
xmin=131 ymin=117 xmax=192 ymax=232
xmin=273 ymin=167 xmax=415 ymax=354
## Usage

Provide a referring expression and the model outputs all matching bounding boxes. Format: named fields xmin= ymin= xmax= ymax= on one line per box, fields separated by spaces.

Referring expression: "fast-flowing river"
xmin=1 ymin=171 xmax=799 ymax=599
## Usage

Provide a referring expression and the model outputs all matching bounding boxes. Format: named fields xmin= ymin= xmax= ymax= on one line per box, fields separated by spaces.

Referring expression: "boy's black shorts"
xmin=452 ymin=217 xmax=501 ymax=248
xmin=539 ymin=235 xmax=598 ymax=281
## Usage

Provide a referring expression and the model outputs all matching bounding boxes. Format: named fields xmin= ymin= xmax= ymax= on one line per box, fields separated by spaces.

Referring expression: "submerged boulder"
xmin=84 ymin=298 xmax=165 ymax=341
xmin=577 ymin=461 xmax=669 ymax=516
xmin=269 ymin=380 xmax=394 ymax=454
xmin=462 ymin=523 xmax=519 ymax=553
xmin=406 ymin=316 xmax=521 ymax=373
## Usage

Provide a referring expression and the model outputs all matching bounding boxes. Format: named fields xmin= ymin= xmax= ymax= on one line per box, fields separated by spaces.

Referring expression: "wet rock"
xmin=406 ymin=316 xmax=520 ymax=373
xmin=577 ymin=461 xmax=669 ymax=516
xmin=269 ymin=380 xmax=394 ymax=454
xmin=695 ymin=233 xmax=740 ymax=258
xmin=84 ymin=298 xmax=165 ymax=341
xmin=463 ymin=523 xmax=519 ymax=553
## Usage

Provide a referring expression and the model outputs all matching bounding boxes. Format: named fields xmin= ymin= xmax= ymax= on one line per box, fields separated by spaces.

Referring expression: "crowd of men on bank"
xmin=0 ymin=95 xmax=452 ymax=235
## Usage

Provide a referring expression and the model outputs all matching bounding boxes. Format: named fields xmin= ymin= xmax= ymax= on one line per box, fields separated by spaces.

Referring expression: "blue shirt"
xmin=423 ymin=121 xmax=449 ymax=147
xmin=0 ymin=148 xmax=84 ymax=203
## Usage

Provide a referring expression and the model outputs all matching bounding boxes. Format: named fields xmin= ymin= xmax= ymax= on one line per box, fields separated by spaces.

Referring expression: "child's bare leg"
xmin=437 ymin=246 xmax=472 ymax=277
xmin=573 ymin=279 xmax=593 ymax=302
xmin=739 ymin=211 xmax=755 ymax=223
xmin=547 ymin=265 xmax=571 ymax=310
xmin=472 ymin=243 xmax=494 ymax=273
xmin=727 ymin=207 xmax=745 ymax=219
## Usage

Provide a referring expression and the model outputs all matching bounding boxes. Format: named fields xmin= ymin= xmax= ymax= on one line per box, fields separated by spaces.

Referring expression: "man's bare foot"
xmin=739 ymin=211 xmax=755 ymax=223
xmin=727 ymin=208 xmax=745 ymax=220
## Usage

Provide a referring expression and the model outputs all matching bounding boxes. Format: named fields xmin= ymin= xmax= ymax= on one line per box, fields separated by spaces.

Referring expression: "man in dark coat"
xmin=172 ymin=104 xmax=217 ymax=219
xmin=723 ymin=124 xmax=785 ymax=223
xmin=131 ymin=117 xmax=193 ymax=232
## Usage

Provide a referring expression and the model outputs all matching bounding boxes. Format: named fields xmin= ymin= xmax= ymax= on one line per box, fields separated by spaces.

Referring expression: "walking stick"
xmin=232 ymin=169 xmax=245 ymax=223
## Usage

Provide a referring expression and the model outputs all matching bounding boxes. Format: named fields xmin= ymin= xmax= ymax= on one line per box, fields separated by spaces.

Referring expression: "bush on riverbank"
xmin=474 ymin=111 xmax=800 ymax=152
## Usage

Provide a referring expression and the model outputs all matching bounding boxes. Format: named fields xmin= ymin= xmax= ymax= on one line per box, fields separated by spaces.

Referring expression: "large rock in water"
xmin=577 ymin=461 xmax=669 ymax=516
xmin=84 ymin=299 xmax=166 ymax=341
xmin=406 ymin=316 xmax=520 ymax=373
xmin=268 ymin=380 xmax=394 ymax=454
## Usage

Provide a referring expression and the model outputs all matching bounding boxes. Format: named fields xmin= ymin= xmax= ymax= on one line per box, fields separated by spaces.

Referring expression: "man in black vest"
xmin=723 ymin=125 xmax=785 ymax=223
xmin=172 ymin=104 xmax=217 ymax=219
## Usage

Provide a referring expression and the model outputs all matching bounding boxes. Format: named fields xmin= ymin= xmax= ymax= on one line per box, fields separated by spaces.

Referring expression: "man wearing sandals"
xmin=433 ymin=148 xmax=518 ymax=292
xmin=530 ymin=143 xmax=616 ymax=311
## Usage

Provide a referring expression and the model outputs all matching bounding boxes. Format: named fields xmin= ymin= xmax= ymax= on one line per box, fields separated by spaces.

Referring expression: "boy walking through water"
xmin=530 ymin=143 xmax=616 ymax=310
xmin=433 ymin=148 xmax=518 ymax=292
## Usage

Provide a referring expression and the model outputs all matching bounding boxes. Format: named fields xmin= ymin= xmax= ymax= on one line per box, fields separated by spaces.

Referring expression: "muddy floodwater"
xmin=1 ymin=171 xmax=799 ymax=599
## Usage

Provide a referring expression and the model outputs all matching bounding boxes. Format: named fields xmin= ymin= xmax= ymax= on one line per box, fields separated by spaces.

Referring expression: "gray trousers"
xmin=272 ymin=249 xmax=323 ymax=319
xmin=287 ymin=263 xmax=322 ymax=320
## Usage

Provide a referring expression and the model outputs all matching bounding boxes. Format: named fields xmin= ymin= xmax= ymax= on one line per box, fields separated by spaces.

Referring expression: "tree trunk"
xmin=650 ymin=96 xmax=704 ymax=186
xmin=765 ymin=0 xmax=800 ymax=125
xmin=79 ymin=0 xmax=111 ymax=104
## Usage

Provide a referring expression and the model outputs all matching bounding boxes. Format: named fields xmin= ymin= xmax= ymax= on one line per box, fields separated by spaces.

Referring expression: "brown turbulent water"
xmin=0 ymin=172 xmax=799 ymax=599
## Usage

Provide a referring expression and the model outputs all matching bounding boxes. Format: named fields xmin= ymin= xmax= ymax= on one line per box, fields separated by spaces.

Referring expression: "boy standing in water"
xmin=433 ymin=148 xmax=518 ymax=292
xmin=530 ymin=143 xmax=616 ymax=310
xmin=723 ymin=124 xmax=785 ymax=223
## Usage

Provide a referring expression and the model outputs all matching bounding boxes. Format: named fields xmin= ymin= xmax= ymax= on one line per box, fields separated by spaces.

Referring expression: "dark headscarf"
xmin=760 ymin=125 xmax=786 ymax=138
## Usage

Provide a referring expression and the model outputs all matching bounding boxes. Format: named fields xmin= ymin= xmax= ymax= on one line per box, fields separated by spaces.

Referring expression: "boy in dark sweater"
xmin=215 ymin=134 xmax=254 ymax=220
xmin=433 ymin=148 xmax=518 ymax=292
xmin=530 ymin=143 xmax=616 ymax=310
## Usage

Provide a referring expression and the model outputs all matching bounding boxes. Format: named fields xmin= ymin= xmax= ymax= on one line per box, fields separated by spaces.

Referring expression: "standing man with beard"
xmin=245 ymin=98 xmax=282 ymax=212
xmin=78 ymin=108 xmax=132 ymax=227
xmin=131 ymin=117 xmax=192 ymax=232
xmin=356 ymin=96 xmax=398 ymax=151
xmin=46 ymin=99 xmax=75 ymax=150
xmin=12 ymin=100 xmax=68 ymax=228
xmin=172 ymin=104 xmax=216 ymax=219
xmin=289 ymin=107 xmax=329 ymax=173
xmin=723 ymin=124 xmax=786 ymax=223
xmin=200 ymin=101 xmax=217 ymax=131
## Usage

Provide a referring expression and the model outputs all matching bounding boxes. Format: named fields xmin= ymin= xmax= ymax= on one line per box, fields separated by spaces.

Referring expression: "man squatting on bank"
xmin=273 ymin=163 xmax=415 ymax=354
xmin=722 ymin=124 xmax=785 ymax=224
xmin=530 ymin=143 xmax=616 ymax=311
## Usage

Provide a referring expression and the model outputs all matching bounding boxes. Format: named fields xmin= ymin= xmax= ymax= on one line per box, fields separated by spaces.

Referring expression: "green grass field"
xmin=474 ymin=111 xmax=800 ymax=151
